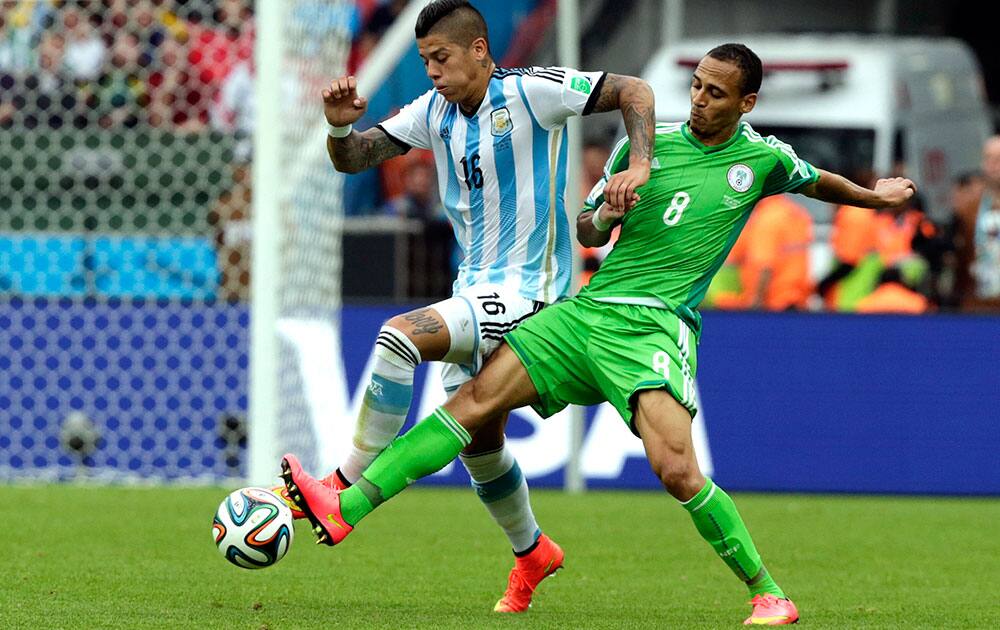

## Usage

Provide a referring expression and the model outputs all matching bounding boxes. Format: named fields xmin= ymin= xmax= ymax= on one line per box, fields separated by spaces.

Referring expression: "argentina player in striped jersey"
xmin=276 ymin=0 xmax=655 ymax=613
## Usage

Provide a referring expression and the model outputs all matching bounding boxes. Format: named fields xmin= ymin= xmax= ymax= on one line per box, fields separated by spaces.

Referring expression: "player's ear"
xmin=470 ymin=37 xmax=489 ymax=62
xmin=740 ymin=93 xmax=757 ymax=115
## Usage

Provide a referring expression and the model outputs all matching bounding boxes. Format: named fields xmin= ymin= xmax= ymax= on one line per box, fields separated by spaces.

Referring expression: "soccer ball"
xmin=213 ymin=487 xmax=294 ymax=569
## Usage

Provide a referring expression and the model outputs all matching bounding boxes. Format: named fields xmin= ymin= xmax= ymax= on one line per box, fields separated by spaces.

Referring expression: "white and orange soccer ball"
xmin=213 ymin=487 xmax=294 ymax=569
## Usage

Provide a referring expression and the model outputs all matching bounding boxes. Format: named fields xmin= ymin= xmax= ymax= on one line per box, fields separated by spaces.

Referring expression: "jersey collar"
xmin=681 ymin=122 xmax=744 ymax=154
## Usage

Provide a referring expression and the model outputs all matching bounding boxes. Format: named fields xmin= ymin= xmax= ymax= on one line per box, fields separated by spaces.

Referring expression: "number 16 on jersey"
xmin=461 ymin=154 xmax=484 ymax=190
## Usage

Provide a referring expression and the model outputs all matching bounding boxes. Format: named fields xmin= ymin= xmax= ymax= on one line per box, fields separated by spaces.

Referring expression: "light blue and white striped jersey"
xmin=379 ymin=66 xmax=606 ymax=304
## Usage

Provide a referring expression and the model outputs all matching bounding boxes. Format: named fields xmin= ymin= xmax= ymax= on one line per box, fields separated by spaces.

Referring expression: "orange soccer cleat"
xmin=279 ymin=454 xmax=353 ymax=546
xmin=493 ymin=534 xmax=564 ymax=613
xmin=272 ymin=468 xmax=348 ymax=520
xmin=743 ymin=594 xmax=800 ymax=625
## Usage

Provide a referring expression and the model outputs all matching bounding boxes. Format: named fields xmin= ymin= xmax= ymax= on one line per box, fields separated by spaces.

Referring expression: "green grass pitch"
xmin=2 ymin=485 xmax=998 ymax=629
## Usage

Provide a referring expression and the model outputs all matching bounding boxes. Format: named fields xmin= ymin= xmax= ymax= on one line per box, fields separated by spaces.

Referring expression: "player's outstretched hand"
xmin=604 ymin=164 xmax=649 ymax=211
xmin=874 ymin=176 xmax=916 ymax=208
xmin=322 ymin=76 xmax=368 ymax=127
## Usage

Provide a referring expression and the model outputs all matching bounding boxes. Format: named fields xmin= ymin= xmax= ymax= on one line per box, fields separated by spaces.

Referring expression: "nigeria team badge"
xmin=727 ymin=163 xmax=754 ymax=193
xmin=490 ymin=107 xmax=512 ymax=137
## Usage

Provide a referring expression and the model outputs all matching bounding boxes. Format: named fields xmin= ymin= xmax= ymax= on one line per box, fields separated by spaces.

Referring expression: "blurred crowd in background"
xmin=0 ymin=0 xmax=420 ymax=131
xmin=2 ymin=0 xmax=999 ymax=313
xmin=0 ymin=0 xmax=254 ymax=131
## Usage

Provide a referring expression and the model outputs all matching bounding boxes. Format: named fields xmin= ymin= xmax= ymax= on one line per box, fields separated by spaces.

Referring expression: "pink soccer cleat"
xmin=272 ymin=469 xmax=348 ymax=520
xmin=280 ymin=454 xmax=353 ymax=546
xmin=494 ymin=534 xmax=564 ymax=613
xmin=743 ymin=594 xmax=799 ymax=625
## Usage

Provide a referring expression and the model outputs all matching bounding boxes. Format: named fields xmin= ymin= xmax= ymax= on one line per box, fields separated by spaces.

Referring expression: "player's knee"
xmin=383 ymin=316 xmax=421 ymax=348
xmin=374 ymin=323 xmax=423 ymax=367
xmin=468 ymin=375 xmax=509 ymax=415
xmin=652 ymin=454 xmax=704 ymax=501
xmin=445 ymin=380 xmax=501 ymax=435
xmin=386 ymin=309 xmax=450 ymax=361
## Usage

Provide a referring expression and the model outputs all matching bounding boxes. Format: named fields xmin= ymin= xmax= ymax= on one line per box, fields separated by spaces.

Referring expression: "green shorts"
xmin=505 ymin=296 xmax=699 ymax=436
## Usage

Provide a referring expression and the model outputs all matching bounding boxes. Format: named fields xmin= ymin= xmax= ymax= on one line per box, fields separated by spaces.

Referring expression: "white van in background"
xmin=642 ymin=35 xmax=993 ymax=221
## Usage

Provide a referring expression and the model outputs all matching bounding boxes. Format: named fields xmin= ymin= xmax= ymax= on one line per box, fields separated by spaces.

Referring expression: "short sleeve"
xmin=519 ymin=66 xmax=607 ymax=130
xmin=376 ymin=89 xmax=436 ymax=151
xmin=759 ymin=135 xmax=820 ymax=197
xmin=581 ymin=135 xmax=630 ymax=213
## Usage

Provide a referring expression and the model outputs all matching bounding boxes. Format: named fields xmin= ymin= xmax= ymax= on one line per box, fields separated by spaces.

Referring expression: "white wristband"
xmin=327 ymin=123 xmax=353 ymax=139
xmin=591 ymin=207 xmax=612 ymax=231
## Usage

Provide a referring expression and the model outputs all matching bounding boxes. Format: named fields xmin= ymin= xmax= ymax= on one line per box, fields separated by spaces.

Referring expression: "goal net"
xmin=0 ymin=0 xmax=352 ymax=483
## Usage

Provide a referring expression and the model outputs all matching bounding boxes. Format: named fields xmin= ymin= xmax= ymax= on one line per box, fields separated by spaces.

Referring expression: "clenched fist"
xmin=322 ymin=76 xmax=368 ymax=127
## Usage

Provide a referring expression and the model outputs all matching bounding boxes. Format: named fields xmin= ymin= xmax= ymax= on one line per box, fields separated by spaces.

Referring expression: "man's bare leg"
xmin=633 ymin=389 xmax=798 ymax=624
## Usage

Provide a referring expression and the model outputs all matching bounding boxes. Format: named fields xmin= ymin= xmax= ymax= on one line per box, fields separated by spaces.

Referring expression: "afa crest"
xmin=490 ymin=107 xmax=513 ymax=137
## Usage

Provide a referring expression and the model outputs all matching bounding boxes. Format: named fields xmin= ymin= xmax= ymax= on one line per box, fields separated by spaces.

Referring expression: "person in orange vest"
xmin=713 ymin=195 xmax=814 ymax=310
xmin=873 ymin=193 xmax=929 ymax=267
xmin=816 ymin=202 xmax=878 ymax=309
xmin=855 ymin=267 xmax=930 ymax=314
xmin=818 ymin=192 xmax=934 ymax=311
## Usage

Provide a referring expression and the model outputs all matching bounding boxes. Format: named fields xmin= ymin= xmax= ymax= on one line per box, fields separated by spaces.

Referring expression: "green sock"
xmin=681 ymin=479 xmax=785 ymax=599
xmin=339 ymin=407 xmax=471 ymax=525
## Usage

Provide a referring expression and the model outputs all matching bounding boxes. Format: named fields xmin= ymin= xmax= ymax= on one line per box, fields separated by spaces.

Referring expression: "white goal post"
xmin=248 ymin=0 xmax=434 ymax=485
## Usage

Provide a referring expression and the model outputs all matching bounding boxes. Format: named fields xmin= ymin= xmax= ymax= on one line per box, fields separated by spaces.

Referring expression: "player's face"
xmin=417 ymin=33 xmax=490 ymax=105
xmin=688 ymin=57 xmax=756 ymax=139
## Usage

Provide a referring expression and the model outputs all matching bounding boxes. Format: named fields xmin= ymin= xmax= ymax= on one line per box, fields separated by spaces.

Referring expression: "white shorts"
xmin=431 ymin=284 xmax=545 ymax=392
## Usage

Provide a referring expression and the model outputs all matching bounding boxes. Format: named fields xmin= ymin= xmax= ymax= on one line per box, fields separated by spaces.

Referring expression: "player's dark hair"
xmin=415 ymin=0 xmax=490 ymax=50
xmin=706 ymin=43 xmax=762 ymax=96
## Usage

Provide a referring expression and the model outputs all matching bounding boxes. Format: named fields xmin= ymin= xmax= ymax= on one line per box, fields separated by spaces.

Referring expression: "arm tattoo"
xmin=327 ymin=128 xmax=405 ymax=173
xmin=622 ymin=97 xmax=653 ymax=163
xmin=591 ymin=74 xmax=655 ymax=164
xmin=589 ymin=73 xmax=626 ymax=114
xmin=403 ymin=308 xmax=443 ymax=335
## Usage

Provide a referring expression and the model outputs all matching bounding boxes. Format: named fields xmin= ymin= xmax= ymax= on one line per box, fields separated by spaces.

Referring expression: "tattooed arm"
xmin=589 ymin=73 xmax=656 ymax=210
xmin=326 ymin=129 xmax=406 ymax=174
xmin=321 ymin=75 xmax=406 ymax=174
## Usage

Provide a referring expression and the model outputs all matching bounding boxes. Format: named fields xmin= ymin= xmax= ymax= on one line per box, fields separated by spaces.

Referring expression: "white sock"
xmin=340 ymin=326 xmax=421 ymax=483
xmin=460 ymin=444 xmax=541 ymax=554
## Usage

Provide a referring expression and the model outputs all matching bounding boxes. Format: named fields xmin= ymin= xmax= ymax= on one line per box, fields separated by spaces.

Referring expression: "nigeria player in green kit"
xmin=281 ymin=44 xmax=915 ymax=624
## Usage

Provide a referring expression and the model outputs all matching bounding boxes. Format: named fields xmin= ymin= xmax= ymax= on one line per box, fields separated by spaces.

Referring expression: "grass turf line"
xmin=1 ymin=486 xmax=997 ymax=629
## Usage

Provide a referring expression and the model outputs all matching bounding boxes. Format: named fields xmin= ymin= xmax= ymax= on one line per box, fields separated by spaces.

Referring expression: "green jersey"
xmin=579 ymin=121 xmax=819 ymax=331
